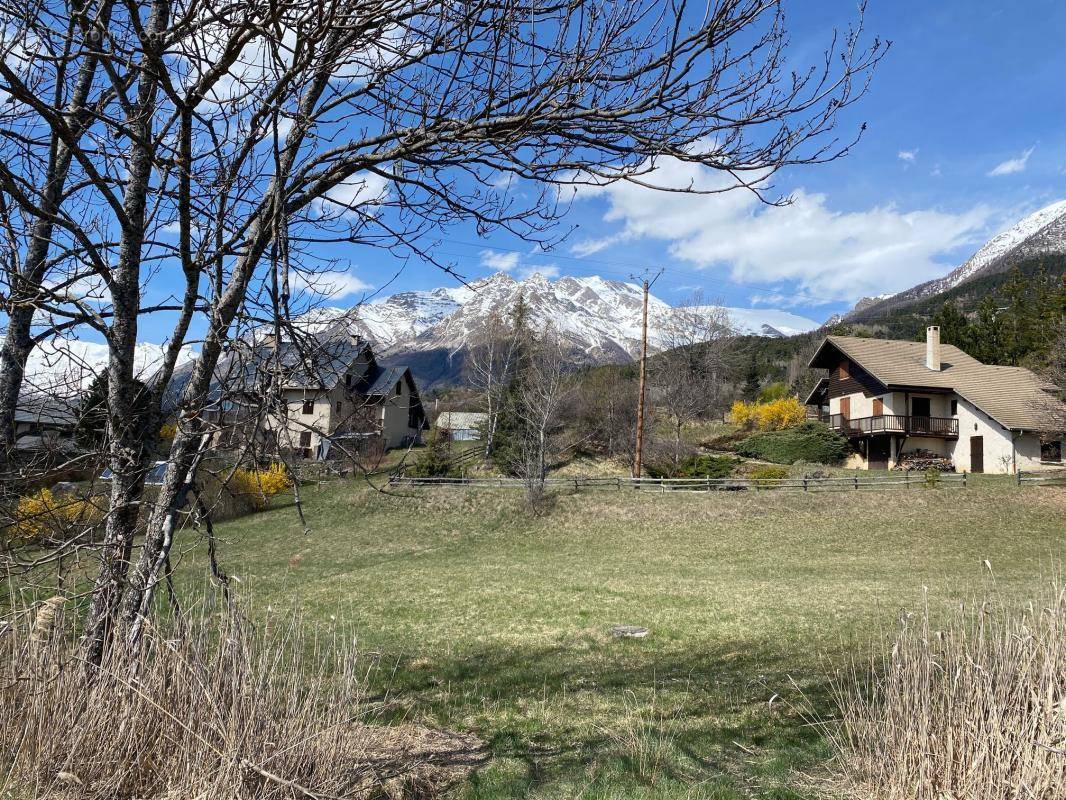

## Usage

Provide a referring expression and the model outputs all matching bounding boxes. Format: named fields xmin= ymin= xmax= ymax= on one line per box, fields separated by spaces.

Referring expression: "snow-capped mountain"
xmin=844 ymin=200 xmax=1066 ymax=321
xmin=310 ymin=272 xmax=820 ymax=371
xmin=23 ymin=339 xmax=198 ymax=394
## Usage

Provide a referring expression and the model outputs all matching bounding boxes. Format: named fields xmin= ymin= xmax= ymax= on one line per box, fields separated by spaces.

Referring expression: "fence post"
xmin=617 ymin=477 xmax=622 ymax=491
xmin=1016 ymin=470 xmax=1023 ymax=486
xmin=853 ymin=475 xmax=858 ymax=490
xmin=803 ymin=477 xmax=808 ymax=492
xmin=906 ymin=470 xmax=911 ymax=489
xmin=661 ymin=478 xmax=665 ymax=494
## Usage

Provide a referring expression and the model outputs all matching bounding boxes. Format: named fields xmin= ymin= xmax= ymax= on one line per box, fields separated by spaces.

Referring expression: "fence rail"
xmin=388 ymin=472 xmax=969 ymax=493
xmin=1017 ymin=469 xmax=1066 ymax=486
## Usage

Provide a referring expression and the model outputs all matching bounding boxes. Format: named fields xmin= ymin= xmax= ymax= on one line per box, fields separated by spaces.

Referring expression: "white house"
xmin=804 ymin=328 xmax=1065 ymax=474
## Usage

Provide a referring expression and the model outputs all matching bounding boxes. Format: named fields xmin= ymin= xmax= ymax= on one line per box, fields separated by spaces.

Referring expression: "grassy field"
xmin=176 ymin=477 xmax=1066 ymax=799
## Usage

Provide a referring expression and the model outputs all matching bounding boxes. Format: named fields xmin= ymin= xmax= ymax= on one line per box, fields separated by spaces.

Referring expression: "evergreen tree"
xmin=742 ymin=354 xmax=761 ymax=400
xmin=930 ymin=301 xmax=970 ymax=350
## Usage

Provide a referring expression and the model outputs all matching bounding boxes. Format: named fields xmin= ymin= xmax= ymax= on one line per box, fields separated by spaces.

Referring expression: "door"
xmin=872 ymin=398 xmax=884 ymax=417
xmin=970 ymin=436 xmax=984 ymax=473
xmin=838 ymin=396 xmax=851 ymax=433
xmin=868 ymin=437 xmax=890 ymax=470
xmin=911 ymin=397 xmax=931 ymax=433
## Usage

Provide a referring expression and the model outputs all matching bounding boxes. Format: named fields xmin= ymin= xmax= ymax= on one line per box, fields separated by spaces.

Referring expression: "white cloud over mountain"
xmin=570 ymin=156 xmax=992 ymax=303
xmin=987 ymin=146 xmax=1035 ymax=177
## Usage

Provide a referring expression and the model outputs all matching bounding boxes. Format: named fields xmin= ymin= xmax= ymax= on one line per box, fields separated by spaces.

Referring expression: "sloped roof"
xmin=15 ymin=394 xmax=78 ymax=428
xmin=362 ymin=365 xmax=410 ymax=396
xmin=165 ymin=332 xmax=371 ymax=410
xmin=809 ymin=335 xmax=1065 ymax=432
xmin=436 ymin=411 xmax=487 ymax=430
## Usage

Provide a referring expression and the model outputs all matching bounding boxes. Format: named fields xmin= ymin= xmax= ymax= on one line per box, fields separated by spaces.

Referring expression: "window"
xmin=950 ymin=398 xmax=958 ymax=416
xmin=299 ymin=431 xmax=312 ymax=447
xmin=838 ymin=360 xmax=850 ymax=380
xmin=345 ymin=373 xmax=352 ymax=389
xmin=302 ymin=399 xmax=315 ymax=415
xmin=395 ymin=380 xmax=402 ymax=396
xmin=1041 ymin=440 xmax=1062 ymax=463
xmin=336 ymin=401 xmax=342 ymax=413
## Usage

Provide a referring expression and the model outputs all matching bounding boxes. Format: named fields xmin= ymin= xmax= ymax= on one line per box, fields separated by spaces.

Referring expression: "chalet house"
xmin=169 ymin=328 xmax=426 ymax=460
xmin=805 ymin=327 xmax=1065 ymax=474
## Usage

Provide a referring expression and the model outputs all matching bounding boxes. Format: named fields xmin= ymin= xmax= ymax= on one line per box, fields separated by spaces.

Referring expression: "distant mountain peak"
xmin=300 ymin=272 xmax=820 ymax=387
xmin=843 ymin=199 xmax=1066 ymax=322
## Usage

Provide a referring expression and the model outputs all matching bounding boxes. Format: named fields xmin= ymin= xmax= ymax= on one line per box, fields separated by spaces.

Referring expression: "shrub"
xmin=158 ymin=421 xmax=177 ymax=441
xmin=756 ymin=381 xmax=791 ymax=403
xmin=407 ymin=429 xmax=456 ymax=478
xmin=829 ymin=581 xmax=1066 ymax=799
xmin=645 ymin=454 xmax=738 ymax=479
xmin=730 ymin=400 xmax=757 ymax=429
xmin=6 ymin=488 xmax=101 ymax=544
xmin=730 ymin=397 xmax=805 ymax=431
xmin=749 ymin=465 xmax=789 ymax=486
xmin=736 ymin=422 xmax=850 ymax=465
xmin=227 ymin=464 xmax=291 ymax=510
xmin=754 ymin=397 xmax=805 ymax=430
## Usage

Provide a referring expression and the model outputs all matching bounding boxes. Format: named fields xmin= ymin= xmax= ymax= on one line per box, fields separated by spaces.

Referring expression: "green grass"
xmin=176 ymin=479 xmax=1066 ymax=799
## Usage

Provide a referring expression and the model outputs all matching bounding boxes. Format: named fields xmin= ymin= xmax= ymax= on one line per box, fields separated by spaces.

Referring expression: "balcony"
xmin=826 ymin=413 xmax=959 ymax=438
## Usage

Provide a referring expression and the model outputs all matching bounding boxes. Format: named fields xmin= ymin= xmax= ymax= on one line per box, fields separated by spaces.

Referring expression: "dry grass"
xmin=828 ymin=578 xmax=1066 ymax=799
xmin=0 ymin=594 xmax=485 ymax=799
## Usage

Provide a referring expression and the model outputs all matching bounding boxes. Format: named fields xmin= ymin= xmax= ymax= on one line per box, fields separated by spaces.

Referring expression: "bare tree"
xmin=466 ymin=298 xmax=529 ymax=458
xmin=509 ymin=327 xmax=571 ymax=514
xmin=651 ymin=299 xmax=735 ymax=470
xmin=0 ymin=0 xmax=886 ymax=657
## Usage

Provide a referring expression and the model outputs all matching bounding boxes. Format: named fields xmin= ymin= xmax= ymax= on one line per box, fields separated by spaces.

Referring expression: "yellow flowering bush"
xmin=228 ymin=464 xmax=291 ymax=510
xmin=755 ymin=397 xmax=806 ymax=430
xmin=158 ymin=421 xmax=177 ymax=441
xmin=731 ymin=397 xmax=805 ymax=431
xmin=7 ymin=489 xmax=101 ymax=542
xmin=730 ymin=400 xmax=757 ymax=429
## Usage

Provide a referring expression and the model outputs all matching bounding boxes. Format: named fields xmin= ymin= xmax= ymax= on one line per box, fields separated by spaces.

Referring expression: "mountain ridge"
xmin=843 ymin=200 xmax=1066 ymax=323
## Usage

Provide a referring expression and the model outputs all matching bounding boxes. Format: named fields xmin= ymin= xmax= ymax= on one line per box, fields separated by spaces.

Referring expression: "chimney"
xmin=926 ymin=326 xmax=941 ymax=371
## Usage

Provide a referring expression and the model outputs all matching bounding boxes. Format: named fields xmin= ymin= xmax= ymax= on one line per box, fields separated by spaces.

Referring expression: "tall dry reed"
xmin=828 ymin=580 xmax=1066 ymax=799
xmin=0 ymin=594 xmax=483 ymax=799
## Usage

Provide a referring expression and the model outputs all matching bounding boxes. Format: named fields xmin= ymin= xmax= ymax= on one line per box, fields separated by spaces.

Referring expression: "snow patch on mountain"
xmin=23 ymin=339 xmax=198 ymax=393
xmin=310 ymin=272 xmax=820 ymax=366
xmin=929 ymin=200 xmax=1066 ymax=293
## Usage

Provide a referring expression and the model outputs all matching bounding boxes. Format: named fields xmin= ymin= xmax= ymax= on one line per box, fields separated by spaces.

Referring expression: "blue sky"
xmin=297 ymin=0 xmax=1066 ymax=328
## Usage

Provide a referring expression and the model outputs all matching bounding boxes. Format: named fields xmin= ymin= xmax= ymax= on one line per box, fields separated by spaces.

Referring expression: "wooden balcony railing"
xmin=827 ymin=413 xmax=959 ymax=438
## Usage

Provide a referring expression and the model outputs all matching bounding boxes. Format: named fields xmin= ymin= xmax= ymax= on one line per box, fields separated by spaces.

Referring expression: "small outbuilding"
xmin=435 ymin=411 xmax=487 ymax=441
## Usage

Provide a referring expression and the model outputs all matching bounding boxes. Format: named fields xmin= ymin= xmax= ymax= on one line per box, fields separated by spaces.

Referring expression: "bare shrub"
xmin=0 ymin=595 xmax=484 ymax=799
xmin=828 ymin=580 xmax=1066 ymax=800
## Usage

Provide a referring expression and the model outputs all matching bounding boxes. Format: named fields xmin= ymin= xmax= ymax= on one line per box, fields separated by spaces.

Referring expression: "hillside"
xmin=844 ymin=200 xmax=1066 ymax=323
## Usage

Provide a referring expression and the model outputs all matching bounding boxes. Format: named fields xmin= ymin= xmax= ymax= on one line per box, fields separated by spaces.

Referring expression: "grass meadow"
xmin=173 ymin=476 xmax=1066 ymax=799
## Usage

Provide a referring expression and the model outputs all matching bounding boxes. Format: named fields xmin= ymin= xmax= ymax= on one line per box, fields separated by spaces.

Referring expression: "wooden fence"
xmin=1017 ymin=469 xmax=1066 ymax=486
xmin=388 ymin=471 xmax=969 ymax=493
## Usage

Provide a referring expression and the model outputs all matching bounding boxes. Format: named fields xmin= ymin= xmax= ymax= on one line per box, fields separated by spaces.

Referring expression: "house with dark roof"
xmin=13 ymin=393 xmax=78 ymax=452
xmin=168 ymin=326 xmax=426 ymax=459
xmin=804 ymin=327 xmax=1065 ymax=474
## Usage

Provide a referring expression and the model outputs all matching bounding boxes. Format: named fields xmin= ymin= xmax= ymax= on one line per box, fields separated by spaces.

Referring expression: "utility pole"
xmin=632 ymin=269 xmax=662 ymax=479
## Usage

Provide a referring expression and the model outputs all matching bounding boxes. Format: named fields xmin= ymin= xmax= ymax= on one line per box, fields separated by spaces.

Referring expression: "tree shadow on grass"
xmin=367 ymin=637 xmax=839 ymax=799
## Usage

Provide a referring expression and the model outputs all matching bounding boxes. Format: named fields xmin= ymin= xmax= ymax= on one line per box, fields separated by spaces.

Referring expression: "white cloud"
xmin=571 ymin=157 xmax=991 ymax=303
xmin=314 ymin=172 xmax=390 ymax=216
xmin=480 ymin=250 xmax=520 ymax=272
xmin=898 ymin=149 xmax=918 ymax=163
xmin=987 ymin=146 xmax=1035 ymax=177
xmin=290 ymin=269 xmax=372 ymax=299
xmin=479 ymin=249 xmax=558 ymax=280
